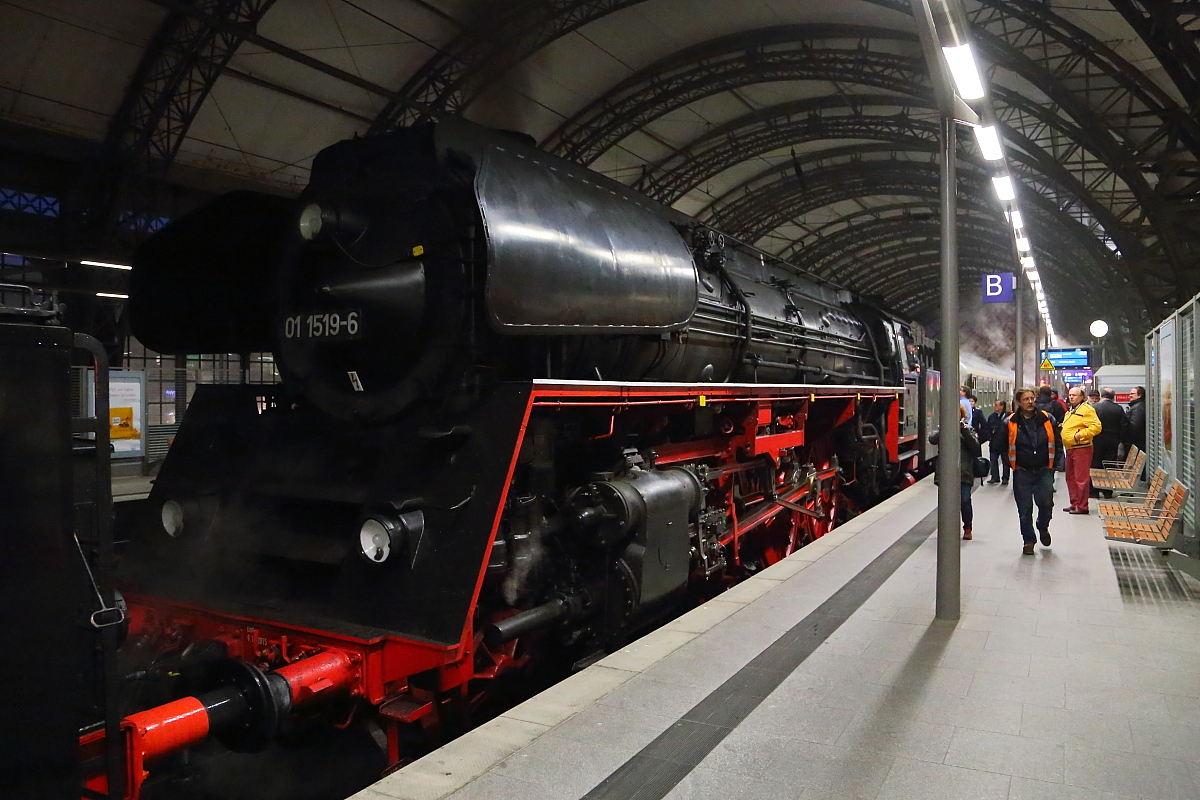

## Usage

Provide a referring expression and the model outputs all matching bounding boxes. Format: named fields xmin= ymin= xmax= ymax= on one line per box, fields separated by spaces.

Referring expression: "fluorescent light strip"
xmin=81 ymin=260 xmax=132 ymax=270
xmin=992 ymin=175 xmax=1016 ymax=201
xmin=1016 ymin=237 xmax=1030 ymax=252
xmin=941 ymin=44 xmax=986 ymax=100
xmin=96 ymin=292 xmax=129 ymax=299
xmin=973 ymin=125 xmax=1003 ymax=160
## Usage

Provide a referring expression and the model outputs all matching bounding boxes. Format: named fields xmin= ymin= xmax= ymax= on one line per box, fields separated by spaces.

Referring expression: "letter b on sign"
xmin=981 ymin=272 xmax=1014 ymax=303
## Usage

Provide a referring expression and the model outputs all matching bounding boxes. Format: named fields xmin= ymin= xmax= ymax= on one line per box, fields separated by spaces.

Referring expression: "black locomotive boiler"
xmin=88 ymin=117 xmax=933 ymax=799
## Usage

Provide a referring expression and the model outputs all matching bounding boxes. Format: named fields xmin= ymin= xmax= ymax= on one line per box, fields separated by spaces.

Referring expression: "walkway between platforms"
xmin=360 ymin=472 xmax=1200 ymax=800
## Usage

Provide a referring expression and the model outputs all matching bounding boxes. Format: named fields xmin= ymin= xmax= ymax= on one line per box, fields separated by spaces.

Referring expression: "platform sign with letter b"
xmin=981 ymin=272 xmax=1014 ymax=303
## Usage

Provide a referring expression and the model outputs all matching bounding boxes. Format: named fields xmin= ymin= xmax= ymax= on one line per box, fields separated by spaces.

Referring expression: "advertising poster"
xmin=88 ymin=370 xmax=146 ymax=459
xmin=1160 ymin=319 xmax=1175 ymax=473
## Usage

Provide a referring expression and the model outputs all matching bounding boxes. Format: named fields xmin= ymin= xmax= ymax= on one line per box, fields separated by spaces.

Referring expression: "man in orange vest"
xmin=1061 ymin=386 xmax=1103 ymax=514
xmin=1008 ymin=388 xmax=1060 ymax=555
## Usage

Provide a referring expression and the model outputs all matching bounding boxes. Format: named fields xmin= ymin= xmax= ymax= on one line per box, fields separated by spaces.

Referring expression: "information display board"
xmin=87 ymin=369 xmax=146 ymax=459
xmin=1061 ymin=368 xmax=1093 ymax=383
xmin=1040 ymin=347 xmax=1091 ymax=368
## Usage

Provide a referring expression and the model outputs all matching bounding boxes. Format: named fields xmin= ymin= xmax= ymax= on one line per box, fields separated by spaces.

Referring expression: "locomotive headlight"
xmin=356 ymin=510 xmax=424 ymax=565
xmin=298 ymin=203 xmax=325 ymax=241
xmin=298 ymin=202 xmax=368 ymax=244
xmin=358 ymin=517 xmax=395 ymax=563
xmin=161 ymin=499 xmax=184 ymax=537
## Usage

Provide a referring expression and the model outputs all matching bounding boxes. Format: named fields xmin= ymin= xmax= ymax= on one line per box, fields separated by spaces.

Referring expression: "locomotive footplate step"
xmin=356 ymin=478 xmax=941 ymax=800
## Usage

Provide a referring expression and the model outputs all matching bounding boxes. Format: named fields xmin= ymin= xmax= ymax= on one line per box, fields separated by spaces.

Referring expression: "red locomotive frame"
xmin=82 ymin=380 xmax=901 ymax=799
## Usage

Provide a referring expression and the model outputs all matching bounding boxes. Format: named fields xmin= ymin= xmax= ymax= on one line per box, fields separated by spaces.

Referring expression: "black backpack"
xmin=964 ymin=426 xmax=990 ymax=478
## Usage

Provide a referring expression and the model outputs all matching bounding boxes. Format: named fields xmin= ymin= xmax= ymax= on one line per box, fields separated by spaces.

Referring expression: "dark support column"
xmin=937 ymin=113 xmax=961 ymax=620
xmin=1015 ymin=278 xmax=1024 ymax=390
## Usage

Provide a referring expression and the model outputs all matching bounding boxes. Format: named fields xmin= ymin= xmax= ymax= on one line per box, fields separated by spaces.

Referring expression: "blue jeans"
xmin=989 ymin=446 xmax=1010 ymax=482
xmin=960 ymin=481 xmax=973 ymax=529
xmin=1012 ymin=468 xmax=1054 ymax=543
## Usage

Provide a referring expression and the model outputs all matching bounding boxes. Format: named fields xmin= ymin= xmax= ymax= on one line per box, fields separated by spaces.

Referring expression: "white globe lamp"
xmin=1089 ymin=319 xmax=1109 ymax=338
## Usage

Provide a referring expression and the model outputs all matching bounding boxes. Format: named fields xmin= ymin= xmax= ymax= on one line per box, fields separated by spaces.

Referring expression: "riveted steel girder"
xmin=704 ymin=157 xmax=994 ymax=242
xmin=1106 ymin=0 xmax=1200 ymax=109
xmin=369 ymin=0 xmax=649 ymax=132
xmin=796 ymin=216 xmax=1012 ymax=275
xmin=966 ymin=0 xmax=1200 ymax=303
xmin=543 ymin=26 xmax=928 ymax=165
xmin=632 ymin=94 xmax=941 ymax=202
xmin=638 ymin=96 xmax=945 ymax=203
xmin=85 ymin=0 xmax=278 ymax=253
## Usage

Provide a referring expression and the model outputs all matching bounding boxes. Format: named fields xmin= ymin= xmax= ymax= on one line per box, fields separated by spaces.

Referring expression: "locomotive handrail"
xmin=71 ymin=332 xmax=123 ymax=800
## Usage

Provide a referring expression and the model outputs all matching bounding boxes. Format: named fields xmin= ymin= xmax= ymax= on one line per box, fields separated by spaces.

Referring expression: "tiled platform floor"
xmin=364 ymin=468 xmax=1200 ymax=800
xmin=666 ymin=474 xmax=1200 ymax=800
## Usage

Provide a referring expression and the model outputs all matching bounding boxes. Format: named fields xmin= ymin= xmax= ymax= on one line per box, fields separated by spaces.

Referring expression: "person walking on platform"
xmin=1061 ymin=386 xmax=1103 ymax=514
xmin=930 ymin=405 xmax=982 ymax=540
xmin=1090 ymin=387 xmax=1128 ymax=498
xmin=1127 ymin=385 xmax=1146 ymax=451
xmin=985 ymin=400 xmax=1010 ymax=485
xmin=1008 ymin=388 xmax=1059 ymax=554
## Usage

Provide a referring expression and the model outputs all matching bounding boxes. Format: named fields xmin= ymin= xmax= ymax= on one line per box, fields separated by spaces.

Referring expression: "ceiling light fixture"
xmin=972 ymin=125 xmax=1003 ymax=160
xmin=941 ymin=44 xmax=986 ymax=100
xmin=81 ymin=260 xmax=132 ymax=270
xmin=991 ymin=175 xmax=1016 ymax=201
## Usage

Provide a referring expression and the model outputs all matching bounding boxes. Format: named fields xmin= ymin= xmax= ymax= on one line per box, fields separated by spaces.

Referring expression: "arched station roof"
xmin=1 ymin=0 xmax=1196 ymax=360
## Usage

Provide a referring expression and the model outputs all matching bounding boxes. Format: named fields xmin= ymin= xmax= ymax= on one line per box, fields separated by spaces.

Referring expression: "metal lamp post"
xmin=912 ymin=0 xmax=975 ymax=620
xmin=1090 ymin=319 xmax=1109 ymax=370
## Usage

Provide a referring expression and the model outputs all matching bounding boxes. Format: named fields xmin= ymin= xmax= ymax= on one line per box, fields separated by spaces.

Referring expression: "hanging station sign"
xmin=1039 ymin=347 xmax=1091 ymax=369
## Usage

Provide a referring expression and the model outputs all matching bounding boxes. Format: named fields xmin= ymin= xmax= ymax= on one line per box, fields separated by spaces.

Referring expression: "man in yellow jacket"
xmin=1061 ymin=386 xmax=1103 ymax=514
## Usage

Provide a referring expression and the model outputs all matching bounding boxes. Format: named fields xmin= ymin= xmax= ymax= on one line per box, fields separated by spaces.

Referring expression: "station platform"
xmin=113 ymin=472 xmax=154 ymax=502
xmin=355 ymin=469 xmax=1200 ymax=800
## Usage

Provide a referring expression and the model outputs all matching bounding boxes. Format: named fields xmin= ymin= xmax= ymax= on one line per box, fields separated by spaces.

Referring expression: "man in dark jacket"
xmin=1035 ymin=386 xmax=1063 ymax=423
xmin=1008 ymin=388 xmax=1060 ymax=555
xmin=1090 ymin=387 xmax=1128 ymax=497
xmin=930 ymin=406 xmax=983 ymax=540
xmin=969 ymin=396 xmax=986 ymax=436
xmin=985 ymin=399 xmax=1010 ymax=485
xmin=1050 ymin=389 xmax=1069 ymax=420
xmin=1127 ymin=385 xmax=1146 ymax=451
xmin=1035 ymin=385 xmax=1065 ymax=470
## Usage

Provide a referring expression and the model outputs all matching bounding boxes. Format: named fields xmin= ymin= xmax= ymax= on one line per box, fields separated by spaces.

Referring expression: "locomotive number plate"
xmin=282 ymin=310 xmax=363 ymax=341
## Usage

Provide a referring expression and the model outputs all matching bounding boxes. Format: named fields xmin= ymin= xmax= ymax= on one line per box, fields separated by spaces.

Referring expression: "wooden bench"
xmin=1091 ymin=448 xmax=1145 ymax=491
xmin=1103 ymin=479 xmax=1187 ymax=547
xmin=1091 ymin=444 xmax=1137 ymax=480
xmin=1090 ymin=444 xmax=1138 ymax=481
xmin=1098 ymin=467 xmax=1167 ymax=520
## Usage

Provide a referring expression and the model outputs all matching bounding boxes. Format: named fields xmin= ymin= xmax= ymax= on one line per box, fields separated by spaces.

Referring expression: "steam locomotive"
xmin=85 ymin=117 xmax=938 ymax=799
